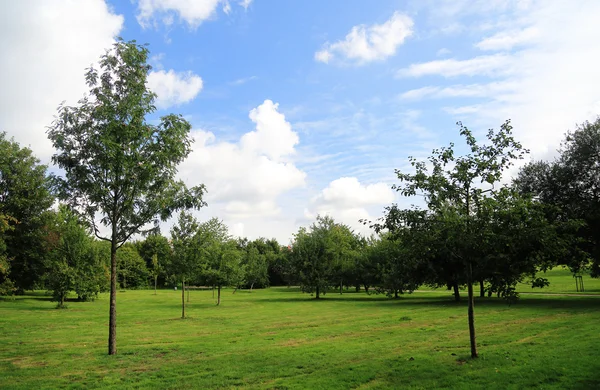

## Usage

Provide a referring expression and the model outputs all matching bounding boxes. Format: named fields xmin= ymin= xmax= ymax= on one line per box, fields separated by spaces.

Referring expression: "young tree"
xmin=243 ymin=244 xmax=269 ymax=291
xmin=392 ymin=120 xmax=527 ymax=358
xmin=116 ymin=244 xmax=148 ymax=290
xmin=45 ymin=206 xmax=108 ymax=307
xmin=136 ymin=234 xmax=172 ymax=293
xmin=47 ymin=40 xmax=206 ymax=355
xmin=290 ymin=216 xmax=356 ymax=299
xmin=170 ymin=211 xmax=202 ymax=318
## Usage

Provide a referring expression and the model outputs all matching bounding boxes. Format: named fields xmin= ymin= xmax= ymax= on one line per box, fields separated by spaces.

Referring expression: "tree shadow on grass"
xmin=256 ymin=293 xmax=600 ymax=310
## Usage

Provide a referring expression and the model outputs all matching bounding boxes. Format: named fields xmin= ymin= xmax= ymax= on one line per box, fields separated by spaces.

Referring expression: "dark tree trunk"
xmin=467 ymin=263 xmax=478 ymax=358
xmin=340 ymin=279 xmax=343 ymax=295
xmin=108 ymin=239 xmax=117 ymax=355
xmin=316 ymin=286 xmax=320 ymax=299
xmin=217 ymin=285 xmax=221 ymax=305
xmin=394 ymin=289 xmax=399 ymax=299
xmin=181 ymin=279 xmax=185 ymax=319
xmin=453 ymin=282 xmax=460 ymax=302
xmin=233 ymin=287 xmax=237 ymax=294
xmin=479 ymin=280 xmax=485 ymax=297
xmin=154 ymin=276 xmax=157 ymax=295
xmin=364 ymin=285 xmax=370 ymax=295
xmin=355 ymin=285 xmax=360 ymax=292
xmin=60 ymin=294 xmax=65 ymax=308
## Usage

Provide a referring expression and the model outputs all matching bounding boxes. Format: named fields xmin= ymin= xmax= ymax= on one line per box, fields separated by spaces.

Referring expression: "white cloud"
xmin=0 ymin=0 xmax=123 ymax=162
xmin=399 ymin=82 xmax=516 ymax=100
xmin=316 ymin=12 xmax=414 ymax=65
xmin=305 ymin=177 xmax=394 ymax=236
xmin=178 ymin=100 xmax=306 ymax=219
xmin=136 ymin=0 xmax=248 ymax=28
xmin=476 ymin=27 xmax=539 ymax=51
xmin=147 ymin=70 xmax=203 ymax=109
xmin=239 ymin=0 xmax=252 ymax=10
xmin=397 ymin=54 xmax=511 ymax=78
xmin=222 ymin=1 xmax=231 ymax=15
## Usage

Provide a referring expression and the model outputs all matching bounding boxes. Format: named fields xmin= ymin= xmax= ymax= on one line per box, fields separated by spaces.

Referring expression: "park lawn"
xmin=1 ymin=286 xmax=600 ymax=389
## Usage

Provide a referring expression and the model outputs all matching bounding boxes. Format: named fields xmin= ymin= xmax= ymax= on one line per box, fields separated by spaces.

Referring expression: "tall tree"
xmin=515 ymin=118 xmax=600 ymax=275
xmin=0 ymin=132 xmax=54 ymax=293
xmin=392 ymin=120 xmax=527 ymax=358
xmin=47 ymin=40 xmax=206 ymax=355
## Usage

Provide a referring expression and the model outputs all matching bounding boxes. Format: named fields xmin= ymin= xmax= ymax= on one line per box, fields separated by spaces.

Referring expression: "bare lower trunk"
xmin=154 ymin=276 xmax=157 ymax=295
xmin=217 ymin=285 xmax=221 ymax=305
xmin=60 ymin=294 xmax=65 ymax=308
xmin=479 ymin=280 xmax=485 ymax=297
xmin=108 ymin=239 xmax=117 ymax=355
xmin=340 ymin=280 xmax=343 ymax=295
xmin=453 ymin=283 xmax=460 ymax=302
xmin=181 ymin=279 xmax=185 ymax=319
xmin=233 ymin=287 xmax=237 ymax=294
xmin=364 ymin=285 xmax=370 ymax=295
xmin=250 ymin=282 xmax=254 ymax=291
xmin=316 ymin=286 xmax=320 ymax=299
xmin=394 ymin=289 xmax=399 ymax=299
xmin=468 ymin=263 xmax=478 ymax=358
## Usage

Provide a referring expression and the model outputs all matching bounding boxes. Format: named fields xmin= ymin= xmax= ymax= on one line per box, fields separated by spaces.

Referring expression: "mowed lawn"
xmin=1 ymin=274 xmax=600 ymax=389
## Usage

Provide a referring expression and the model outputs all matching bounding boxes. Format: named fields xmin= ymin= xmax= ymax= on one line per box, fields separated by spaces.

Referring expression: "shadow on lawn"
xmin=256 ymin=293 xmax=600 ymax=310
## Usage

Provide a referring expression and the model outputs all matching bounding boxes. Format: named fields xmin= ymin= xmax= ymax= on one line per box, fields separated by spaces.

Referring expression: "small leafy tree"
xmin=243 ymin=244 xmax=269 ymax=291
xmin=290 ymin=215 xmax=356 ymax=299
xmin=116 ymin=244 xmax=148 ymax=289
xmin=170 ymin=211 xmax=202 ymax=318
xmin=47 ymin=40 xmax=206 ymax=354
xmin=392 ymin=120 xmax=527 ymax=358
xmin=137 ymin=234 xmax=172 ymax=293
xmin=45 ymin=206 xmax=107 ymax=307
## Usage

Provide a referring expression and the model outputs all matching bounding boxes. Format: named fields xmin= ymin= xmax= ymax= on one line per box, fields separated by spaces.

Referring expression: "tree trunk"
xmin=340 ymin=279 xmax=343 ymax=295
xmin=181 ymin=279 xmax=185 ymax=319
xmin=453 ymin=282 xmax=460 ymax=302
xmin=233 ymin=287 xmax=237 ymax=294
xmin=467 ymin=263 xmax=478 ymax=358
xmin=316 ymin=286 xmax=320 ymax=299
xmin=60 ymin=293 xmax=65 ymax=308
xmin=217 ymin=285 xmax=221 ymax=305
xmin=479 ymin=280 xmax=485 ymax=297
xmin=250 ymin=282 xmax=254 ymax=291
xmin=108 ymin=239 xmax=117 ymax=355
xmin=154 ymin=275 xmax=157 ymax=295
xmin=394 ymin=289 xmax=399 ymax=299
xmin=364 ymin=285 xmax=370 ymax=295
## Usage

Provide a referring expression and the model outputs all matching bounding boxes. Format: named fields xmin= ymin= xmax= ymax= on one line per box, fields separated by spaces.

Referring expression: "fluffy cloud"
xmin=136 ymin=0 xmax=248 ymax=28
xmin=178 ymin=100 xmax=306 ymax=219
xmin=315 ymin=12 xmax=413 ymax=65
xmin=0 ymin=0 xmax=123 ymax=162
xmin=305 ymin=177 xmax=395 ymax=235
xmin=397 ymin=54 xmax=511 ymax=78
xmin=147 ymin=70 xmax=203 ymax=109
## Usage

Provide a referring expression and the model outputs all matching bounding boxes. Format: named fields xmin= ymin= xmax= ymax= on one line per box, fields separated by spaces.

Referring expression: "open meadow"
xmin=1 ymin=268 xmax=600 ymax=389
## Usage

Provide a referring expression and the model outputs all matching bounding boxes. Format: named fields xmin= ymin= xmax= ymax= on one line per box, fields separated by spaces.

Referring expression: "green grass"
xmin=1 ymin=278 xmax=600 ymax=389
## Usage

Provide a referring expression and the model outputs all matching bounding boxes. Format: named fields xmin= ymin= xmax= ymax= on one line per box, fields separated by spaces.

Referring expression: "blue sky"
xmin=2 ymin=1 xmax=600 ymax=243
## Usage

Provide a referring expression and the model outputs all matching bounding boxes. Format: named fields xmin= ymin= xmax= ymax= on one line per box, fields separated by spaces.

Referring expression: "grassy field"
xmin=1 ymin=271 xmax=600 ymax=389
